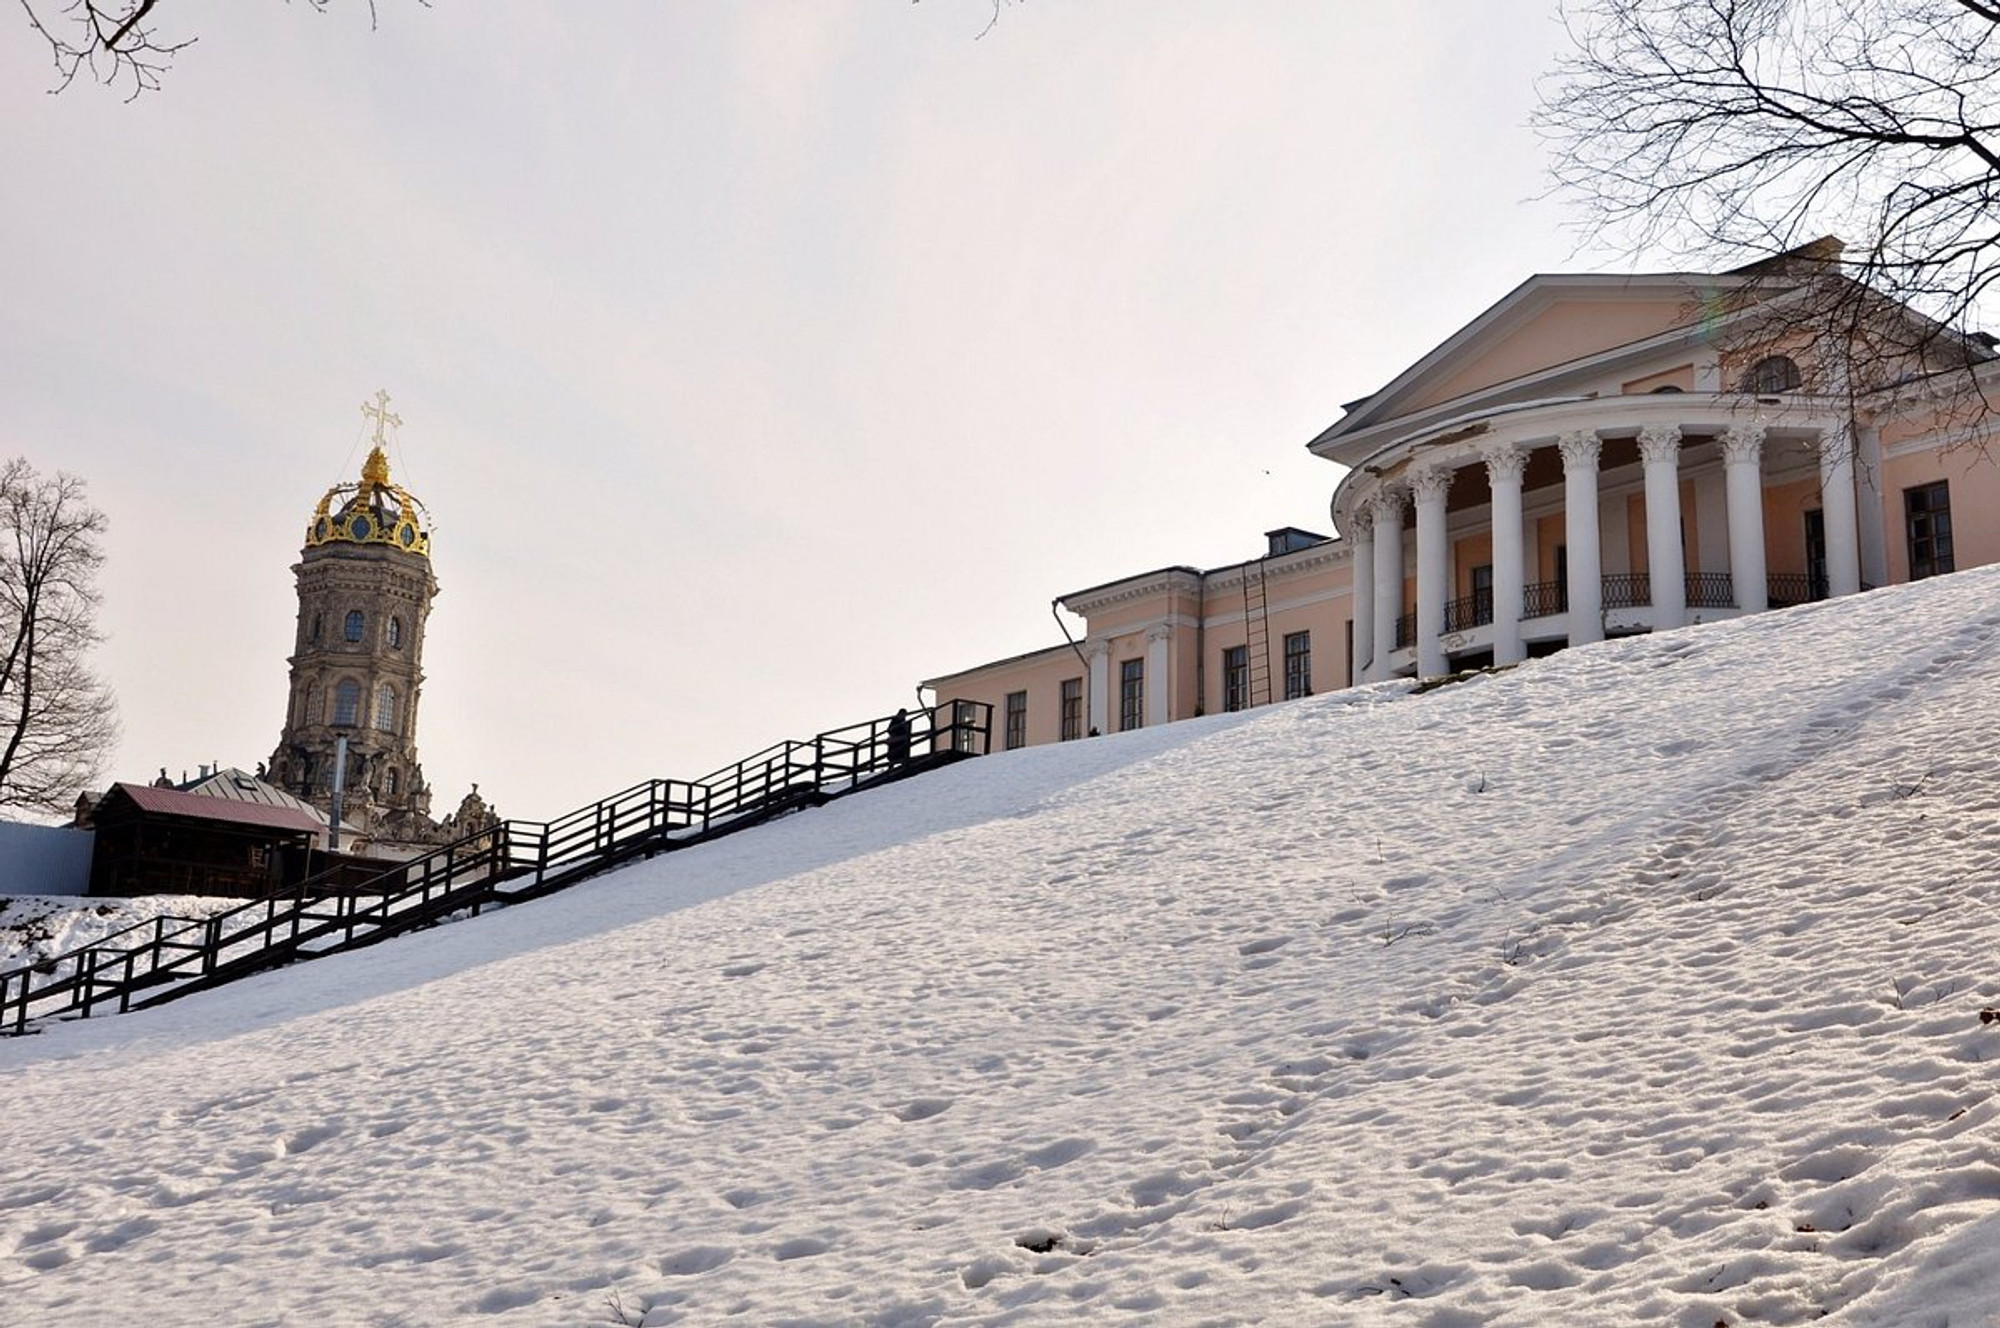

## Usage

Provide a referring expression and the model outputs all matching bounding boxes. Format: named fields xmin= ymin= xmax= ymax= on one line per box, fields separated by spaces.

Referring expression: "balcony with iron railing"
xmin=1389 ymin=567 xmax=1859 ymax=662
xmin=1443 ymin=589 xmax=1494 ymax=633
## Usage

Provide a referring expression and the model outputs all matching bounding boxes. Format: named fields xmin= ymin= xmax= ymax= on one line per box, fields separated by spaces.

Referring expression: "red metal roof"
xmin=111 ymin=783 xmax=324 ymax=836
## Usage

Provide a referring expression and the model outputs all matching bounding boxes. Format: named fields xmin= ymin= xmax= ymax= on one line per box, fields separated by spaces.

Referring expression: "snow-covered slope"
xmin=7 ymin=571 xmax=2000 ymax=1327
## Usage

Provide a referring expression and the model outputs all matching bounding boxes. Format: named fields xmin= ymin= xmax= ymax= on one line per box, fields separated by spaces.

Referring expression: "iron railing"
xmin=1602 ymin=572 xmax=1651 ymax=610
xmin=1521 ymin=580 xmax=1567 ymax=619
xmin=1443 ymin=590 xmax=1494 ymax=633
xmin=1767 ymin=573 xmax=1830 ymax=607
xmin=0 ymin=702 xmax=992 ymax=1035
xmin=1684 ymin=572 xmax=1735 ymax=609
xmin=1394 ymin=613 xmax=1416 ymax=650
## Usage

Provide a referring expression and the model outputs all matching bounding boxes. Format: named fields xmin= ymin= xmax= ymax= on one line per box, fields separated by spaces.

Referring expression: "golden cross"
xmin=360 ymin=389 xmax=402 ymax=447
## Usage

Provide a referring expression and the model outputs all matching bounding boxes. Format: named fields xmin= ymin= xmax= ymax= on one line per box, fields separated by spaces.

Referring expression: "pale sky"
xmin=0 ymin=1 xmax=1614 ymax=820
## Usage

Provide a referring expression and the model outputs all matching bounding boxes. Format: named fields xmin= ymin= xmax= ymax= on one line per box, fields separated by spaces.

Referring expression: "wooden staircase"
xmin=1 ymin=702 xmax=991 ymax=1034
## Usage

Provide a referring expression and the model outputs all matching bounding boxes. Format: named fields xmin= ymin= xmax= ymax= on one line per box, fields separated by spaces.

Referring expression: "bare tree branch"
xmin=0 ymin=460 xmax=117 ymax=818
xmin=13 ymin=0 xmax=424 ymax=99
xmin=1539 ymin=0 xmax=2000 ymax=401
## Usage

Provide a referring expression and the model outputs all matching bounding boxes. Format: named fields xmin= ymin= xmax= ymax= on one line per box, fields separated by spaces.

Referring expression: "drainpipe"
xmin=1051 ymin=599 xmax=1094 ymax=734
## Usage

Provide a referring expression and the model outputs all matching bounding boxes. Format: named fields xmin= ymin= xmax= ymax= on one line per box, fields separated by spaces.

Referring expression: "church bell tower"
xmin=268 ymin=391 xmax=439 ymax=841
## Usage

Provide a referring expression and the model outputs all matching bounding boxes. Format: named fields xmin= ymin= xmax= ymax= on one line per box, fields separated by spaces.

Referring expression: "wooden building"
xmin=88 ymin=783 xmax=324 ymax=899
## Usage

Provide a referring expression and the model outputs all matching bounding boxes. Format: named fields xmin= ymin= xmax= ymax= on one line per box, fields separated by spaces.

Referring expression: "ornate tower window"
xmin=386 ymin=767 xmax=400 ymax=796
xmin=388 ymin=616 xmax=403 ymax=649
xmin=376 ymin=684 xmax=397 ymax=733
xmin=344 ymin=610 xmax=365 ymax=642
xmin=310 ymin=613 xmax=322 ymax=643
xmin=333 ymin=679 xmax=362 ymax=727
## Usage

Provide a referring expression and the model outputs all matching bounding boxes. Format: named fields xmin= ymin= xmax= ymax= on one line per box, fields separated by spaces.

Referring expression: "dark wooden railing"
xmin=0 ymin=703 xmax=991 ymax=1035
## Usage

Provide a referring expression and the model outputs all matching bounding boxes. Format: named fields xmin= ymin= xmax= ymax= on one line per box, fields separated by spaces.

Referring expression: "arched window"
xmin=333 ymin=679 xmax=362 ymax=727
xmin=344 ymin=610 xmax=365 ymax=642
xmin=376 ymin=684 xmax=397 ymax=733
xmin=388 ymin=616 xmax=404 ymax=649
xmin=1744 ymin=355 xmax=1802 ymax=394
xmin=309 ymin=613 xmax=323 ymax=643
xmin=1650 ymin=384 xmax=1685 ymax=394
xmin=386 ymin=767 xmax=400 ymax=796
xmin=298 ymin=682 xmax=319 ymax=726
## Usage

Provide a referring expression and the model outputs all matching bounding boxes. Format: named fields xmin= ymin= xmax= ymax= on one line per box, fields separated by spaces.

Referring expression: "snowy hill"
xmin=7 ymin=571 xmax=2000 ymax=1327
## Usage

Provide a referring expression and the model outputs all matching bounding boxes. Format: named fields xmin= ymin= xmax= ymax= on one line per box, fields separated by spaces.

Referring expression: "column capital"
xmin=1636 ymin=425 xmax=1683 ymax=464
xmin=1145 ymin=624 xmax=1172 ymax=645
xmin=1369 ymin=484 xmax=1408 ymax=522
xmin=1346 ymin=504 xmax=1375 ymax=540
xmin=1481 ymin=442 xmax=1527 ymax=484
xmin=1719 ymin=423 xmax=1766 ymax=465
xmin=1083 ymin=639 xmax=1109 ymax=663
xmin=1408 ymin=464 xmax=1453 ymax=506
xmin=1557 ymin=430 xmax=1602 ymax=470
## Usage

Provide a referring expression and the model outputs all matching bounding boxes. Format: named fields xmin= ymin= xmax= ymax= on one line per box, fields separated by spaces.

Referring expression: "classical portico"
xmin=1338 ymin=395 xmax=1867 ymax=682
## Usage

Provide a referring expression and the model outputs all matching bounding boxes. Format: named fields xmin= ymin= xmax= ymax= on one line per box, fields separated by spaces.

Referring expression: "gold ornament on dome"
xmin=303 ymin=390 xmax=433 ymax=557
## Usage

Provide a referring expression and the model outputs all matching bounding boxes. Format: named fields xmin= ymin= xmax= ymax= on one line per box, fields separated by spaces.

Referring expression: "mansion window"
xmin=1222 ymin=645 xmax=1249 ymax=713
xmin=1283 ymin=630 xmax=1312 ymax=701
xmin=344 ymin=610 xmax=365 ymax=643
xmin=376 ymin=684 xmax=398 ymax=733
xmin=1906 ymin=481 xmax=1955 ymax=579
xmin=1743 ymin=354 xmax=1802 ymax=394
xmin=1004 ymin=691 xmax=1027 ymax=750
xmin=1119 ymin=659 xmax=1144 ymax=732
xmin=332 ymin=679 xmax=362 ymax=727
xmin=1060 ymin=677 xmax=1083 ymax=741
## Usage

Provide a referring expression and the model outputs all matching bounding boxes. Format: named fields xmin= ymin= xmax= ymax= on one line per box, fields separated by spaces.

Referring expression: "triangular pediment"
xmin=1313 ymin=274 xmax=1724 ymax=456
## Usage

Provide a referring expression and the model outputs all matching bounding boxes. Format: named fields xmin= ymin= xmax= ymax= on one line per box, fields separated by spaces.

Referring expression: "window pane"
xmin=1060 ymin=678 xmax=1082 ymax=741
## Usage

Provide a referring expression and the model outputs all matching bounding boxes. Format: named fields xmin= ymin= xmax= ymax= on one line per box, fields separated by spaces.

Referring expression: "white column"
xmin=1145 ymin=625 xmax=1170 ymax=727
xmin=1348 ymin=506 xmax=1376 ymax=683
xmin=1085 ymin=641 xmax=1108 ymax=737
xmin=1484 ymin=444 xmax=1527 ymax=667
xmin=1559 ymin=431 xmax=1604 ymax=645
xmin=1856 ymin=421 xmax=1888 ymax=588
xmin=1368 ymin=487 xmax=1407 ymax=681
xmin=1411 ymin=464 xmax=1452 ymax=678
xmin=1721 ymin=424 xmax=1768 ymax=612
xmin=1817 ymin=426 xmax=1862 ymax=597
xmin=1638 ymin=425 xmax=1686 ymax=630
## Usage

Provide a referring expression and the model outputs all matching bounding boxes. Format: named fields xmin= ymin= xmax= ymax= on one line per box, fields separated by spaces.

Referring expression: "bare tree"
xmin=14 ymin=0 xmax=420 ymax=99
xmin=0 ymin=461 xmax=117 ymax=818
xmin=1538 ymin=0 xmax=2000 ymax=395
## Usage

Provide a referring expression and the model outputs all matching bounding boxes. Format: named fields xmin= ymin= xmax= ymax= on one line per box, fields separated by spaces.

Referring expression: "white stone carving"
xmin=1557 ymin=430 xmax=1602 ymax=470
xmin=1720 ymin=424 xmax=1767 ymax=466
xmin=1636 ymin=425 xmax=1684 ymax=465
xmin=1481 ymin=443 xmax=1527 ymax=484
xmin=1408 ymin=464 xmax=1453 ymax=505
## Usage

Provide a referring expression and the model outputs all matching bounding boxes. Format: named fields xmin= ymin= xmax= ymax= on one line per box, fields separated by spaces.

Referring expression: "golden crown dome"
xmin=304 ymin=393 xmax=432 ymax=557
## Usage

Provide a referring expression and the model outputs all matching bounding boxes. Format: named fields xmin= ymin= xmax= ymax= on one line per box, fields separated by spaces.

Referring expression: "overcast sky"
xmin=0 ymin=1 xmax=1617 ymax=820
